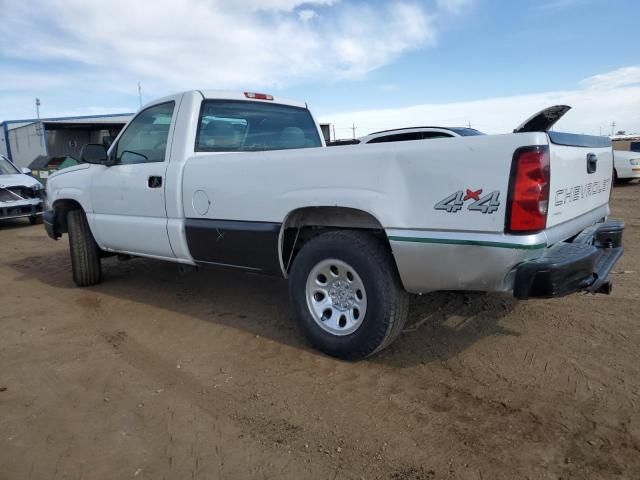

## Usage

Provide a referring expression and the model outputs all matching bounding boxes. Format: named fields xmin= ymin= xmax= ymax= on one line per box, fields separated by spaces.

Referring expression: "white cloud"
xmin=319 ymin=67 xmax=640 ymax=137
xmin=298 ymin=9 xmax=318 ymax=22
xmin=242 ymin=0 xmax=336 ymax=12
xmin=0 ymin=0 xmax=444 ymax=97
xmin=329 ymin=3 xmax=434 ymax=77
xmin=580 ymin=66 xmax=640 ymax=90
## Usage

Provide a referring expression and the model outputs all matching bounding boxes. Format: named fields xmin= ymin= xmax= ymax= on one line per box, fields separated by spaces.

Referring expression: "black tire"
xmin=29 ymin=215 xmax=42 ymax=225
xmin=67 ymin=209 xmax=102 ymax=286
xmin=289 ymin=230 xmax=409 ymax=360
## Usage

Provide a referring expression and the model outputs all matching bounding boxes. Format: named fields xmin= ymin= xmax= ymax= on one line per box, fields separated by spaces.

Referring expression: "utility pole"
xmin=332 ymin=124 xmax=336 ymax=142
xmin=138 ymin=82 xmax=143 ymax=108
xmin=351 ymin=121 xmax=356 ymax=139
xmin=467 ymin=121 xmax=472 ymax=128
xmin=610 ymin=121 xmax=616 ymax=137
xmin=35 ymin=98 xmax=44 ymax=147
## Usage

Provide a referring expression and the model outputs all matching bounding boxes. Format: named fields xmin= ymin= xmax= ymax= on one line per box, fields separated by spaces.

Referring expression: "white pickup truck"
xmin=44 ymin=91 xmax=624 ymax=359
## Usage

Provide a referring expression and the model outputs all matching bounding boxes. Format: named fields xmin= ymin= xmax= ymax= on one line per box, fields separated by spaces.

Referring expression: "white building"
xmin=611 ymin=133 xmax=640 ymax=152
xmin=0 ymin=113 xmax=134 ymax=168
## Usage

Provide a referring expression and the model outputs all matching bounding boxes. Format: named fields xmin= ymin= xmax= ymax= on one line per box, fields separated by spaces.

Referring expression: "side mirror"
xmin=21 ymin=167 xmax=31 ymax=175
xmin=80 ymin=144 xmax=108 ymax=165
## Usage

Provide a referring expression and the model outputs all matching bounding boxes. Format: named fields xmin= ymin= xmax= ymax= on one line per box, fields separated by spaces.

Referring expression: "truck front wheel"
xmin=289 ymin=230 xmax=409 ymax=360
xmin=67 ymin=209 xmax=102 ymax=287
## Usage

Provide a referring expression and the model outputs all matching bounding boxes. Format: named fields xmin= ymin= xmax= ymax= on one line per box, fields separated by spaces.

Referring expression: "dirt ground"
xmin=1 ymin=185 xmax=639 ymax=480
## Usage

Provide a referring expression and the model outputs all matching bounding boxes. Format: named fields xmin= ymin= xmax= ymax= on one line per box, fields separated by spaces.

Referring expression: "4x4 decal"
xmin=434 ymin=189 xmax=501 ymax=214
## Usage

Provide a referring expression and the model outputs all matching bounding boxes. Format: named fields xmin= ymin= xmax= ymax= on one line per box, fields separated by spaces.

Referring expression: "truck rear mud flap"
xmin=513 ymin=220 xmax=624 ymax=299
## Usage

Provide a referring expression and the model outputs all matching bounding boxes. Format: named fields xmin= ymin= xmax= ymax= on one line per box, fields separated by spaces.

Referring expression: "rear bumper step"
xmin=514 ymin=220 xmax=624 ymax=299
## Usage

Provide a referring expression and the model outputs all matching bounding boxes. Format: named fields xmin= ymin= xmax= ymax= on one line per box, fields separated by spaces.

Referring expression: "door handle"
xmin=148 ymin=176 xmax=162 ymax=188
xmin=586 ymin=153 xmax=598 ymax=174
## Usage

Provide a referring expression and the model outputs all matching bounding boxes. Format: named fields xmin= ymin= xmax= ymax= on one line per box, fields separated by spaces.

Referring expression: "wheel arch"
xmin=51 ymin=198 xmax=85 ymax=235
xmin=278 ymin=206 xmax=392 ymax=276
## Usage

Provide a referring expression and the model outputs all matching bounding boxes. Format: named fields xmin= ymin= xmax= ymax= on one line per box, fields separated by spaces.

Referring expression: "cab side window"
xmin=116 ymin=102 xmax=175 ymax=164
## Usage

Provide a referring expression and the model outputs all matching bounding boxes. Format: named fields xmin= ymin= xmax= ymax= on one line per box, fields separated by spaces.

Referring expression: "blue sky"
xmin=1 ymin=0 xmax=639 ymax=136
xmin=292 ymin=0 xmax=640 ymax=110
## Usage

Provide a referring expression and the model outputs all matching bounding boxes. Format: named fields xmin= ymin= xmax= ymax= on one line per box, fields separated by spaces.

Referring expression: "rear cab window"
xmin=195 ymin=100 xmax=322 ymax=152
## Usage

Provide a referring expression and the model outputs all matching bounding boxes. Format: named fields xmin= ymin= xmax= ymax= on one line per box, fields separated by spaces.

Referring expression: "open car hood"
xmin=0 ymin=174 xmax=41 ymax=189
xmin=514 ymin=105 xmax=571 ymax=133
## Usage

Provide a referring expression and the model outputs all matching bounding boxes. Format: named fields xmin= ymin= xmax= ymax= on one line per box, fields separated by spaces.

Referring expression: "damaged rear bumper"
xmin=513 ymin=220 xmax=624 ymax=299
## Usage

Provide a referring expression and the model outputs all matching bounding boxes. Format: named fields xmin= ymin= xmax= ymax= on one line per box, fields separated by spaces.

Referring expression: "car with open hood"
xmin=0 ymin=155 xmax=45 ymax=224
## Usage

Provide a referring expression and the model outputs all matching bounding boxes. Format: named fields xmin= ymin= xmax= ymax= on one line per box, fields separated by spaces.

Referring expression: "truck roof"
xmin=198 ymin=90 xmax=307 ymax=109
xmin=142 ymin=90 xmax=309 ymax=111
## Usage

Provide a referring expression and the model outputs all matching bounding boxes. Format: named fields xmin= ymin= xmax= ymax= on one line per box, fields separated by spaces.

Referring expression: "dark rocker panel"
xmin=185 ymin=218 xmax=283 ymax=276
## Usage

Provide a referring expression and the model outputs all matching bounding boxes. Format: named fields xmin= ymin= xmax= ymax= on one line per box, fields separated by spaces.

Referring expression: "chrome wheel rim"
xmin=305 ymin=259 xmax=367 ymax=336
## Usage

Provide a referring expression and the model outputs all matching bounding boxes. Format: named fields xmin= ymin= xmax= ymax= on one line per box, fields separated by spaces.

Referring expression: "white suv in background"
xmin=326 ymin=126 xmax=484 ymax=146
xmin=614 ymin=150 xmax=640 ymax=183
xmin=358 ymin=126 xmax=485 ymax=144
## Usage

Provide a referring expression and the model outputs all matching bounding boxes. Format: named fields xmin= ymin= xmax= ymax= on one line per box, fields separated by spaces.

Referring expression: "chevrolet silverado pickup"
xmin=43 ymin=91 xmax=624 ymax=359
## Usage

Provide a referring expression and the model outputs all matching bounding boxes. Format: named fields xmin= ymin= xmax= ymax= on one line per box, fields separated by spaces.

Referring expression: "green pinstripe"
xmin=387 ymin=236 xmax=546 ymax=250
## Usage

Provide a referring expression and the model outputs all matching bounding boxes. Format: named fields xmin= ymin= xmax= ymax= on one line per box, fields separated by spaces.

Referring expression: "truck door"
xmin=90 ymin=100 xmax=178 ymax=258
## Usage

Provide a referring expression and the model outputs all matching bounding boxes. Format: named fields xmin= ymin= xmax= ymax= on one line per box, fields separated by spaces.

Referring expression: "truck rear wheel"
xmin=67 ymin=209 xmax=102 ymax=287
xmin=289 ymin=230 xmax=409 ymax=360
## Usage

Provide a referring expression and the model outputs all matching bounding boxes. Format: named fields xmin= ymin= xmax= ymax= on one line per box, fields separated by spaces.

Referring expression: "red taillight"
xmin=244 ymin=92 xmax=273 ymax=100
xmin=506 ymin=146 xmax=550 ymax=233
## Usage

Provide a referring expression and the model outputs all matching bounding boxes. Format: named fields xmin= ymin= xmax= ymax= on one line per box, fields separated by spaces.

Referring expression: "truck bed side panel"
xmin=181 ymin=132 xmax=549 ymax=233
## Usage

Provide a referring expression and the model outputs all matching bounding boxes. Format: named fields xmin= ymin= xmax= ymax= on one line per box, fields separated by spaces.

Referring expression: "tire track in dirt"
xmin=68 ymin=291 xmax=370 ymax=479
